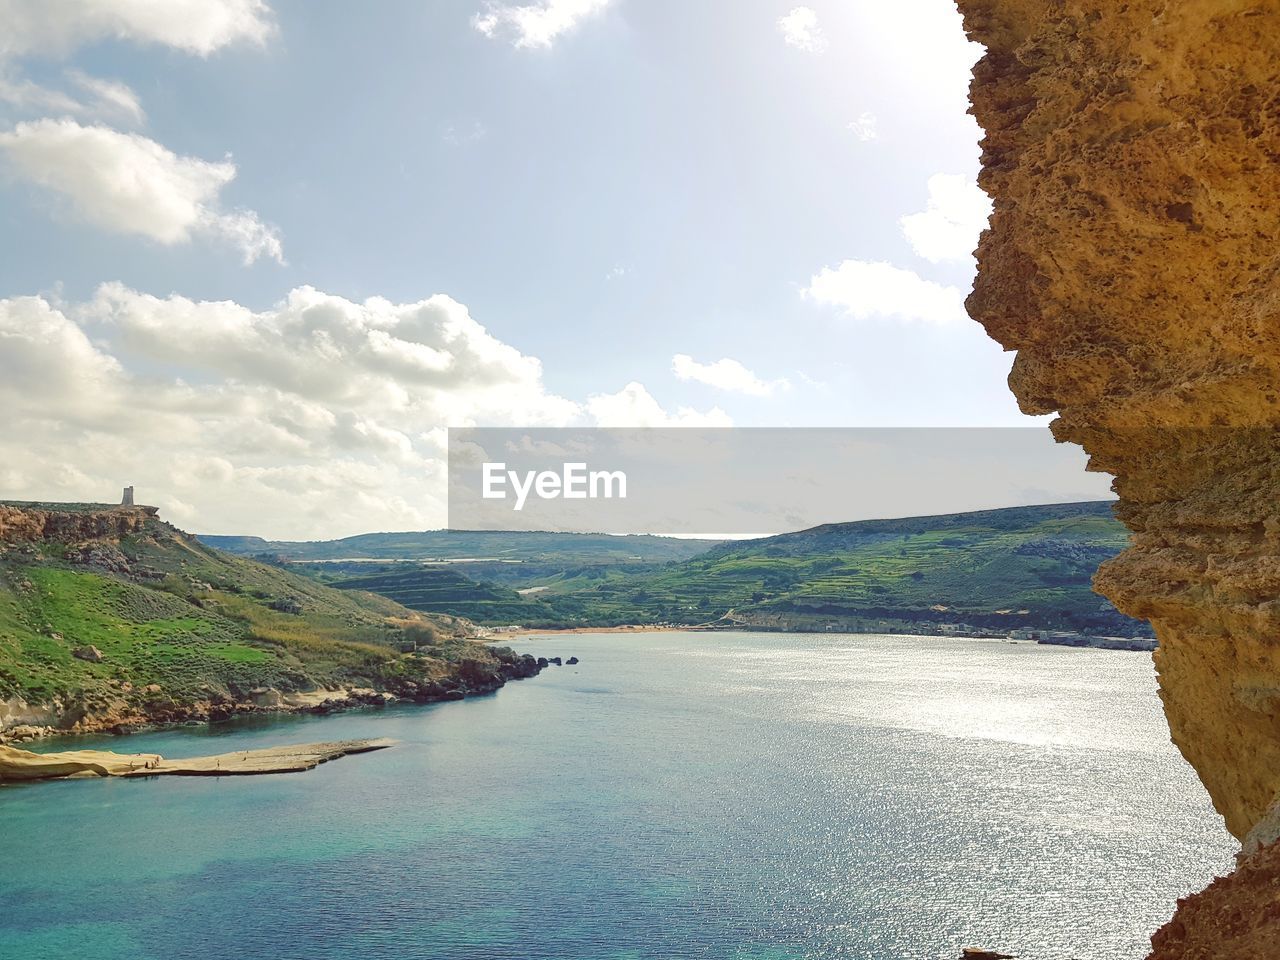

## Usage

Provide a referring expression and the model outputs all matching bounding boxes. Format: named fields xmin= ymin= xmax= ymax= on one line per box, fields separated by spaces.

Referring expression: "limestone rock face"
xmin=957 ymin=0 xmax=1280 ymax=844
xmin=0 ymin=504 xmax=157 ymax=545
xmin=1147 ymin=840 xmax=1280 ymax=959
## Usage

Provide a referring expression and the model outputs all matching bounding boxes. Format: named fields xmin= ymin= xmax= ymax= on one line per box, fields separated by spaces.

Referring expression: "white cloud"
xmin=899 ymin=173 xmax=992 ymax=263
xmin=0 ymin=73 xmax=83 ymax=115
xmin=0 ymin=4 xmax=276 ymax=261
xmin=804 ymin=260 xmax=968 ymax=325
xmin=672 ymin=354 xmax=788 ymax=397
xmin=0 ymin=285 xmax=736 ymax=536
xmin=84 ymin=284 xmax=577 ymax=417
xmin=778 ymin=7 xmax=826 ymax=54
xmin=0 ymin=70 xmax=145 ymax=125
xmin=67 ymin=69 xmax=145 ymax=125
xmin=0 ymin=0 xmax=274 ymax=59
xmin=473 ymin=0 xmax=610 ymax=49
xmin=847 ymin=111 xmax=878 ymax=142
xmin=587 ymin=382 xmax=731 ymax=428
xmin=0 ymin=285 xmax=585 ymax=538
xmin=0 ymin=119 xmax=283 ymax=263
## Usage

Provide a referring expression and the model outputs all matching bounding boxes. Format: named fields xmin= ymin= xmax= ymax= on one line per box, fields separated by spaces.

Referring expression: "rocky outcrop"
xmin=0 ymin=738 xmax=394 ymax=782
xmin=0 ymin=653 xmax=544 ymax=742
xmin=957 ymin=0 xmax=1280 ymax=951
xmin=1147 ymin=840 xmax=1280 ymax=959
xmin=0 ymin=504 xmax=156 ymax=545
xmin=958 ymin=0 xmax=1280 ymax=841
xmin=0 ymin=697 xmax=59 ymax=734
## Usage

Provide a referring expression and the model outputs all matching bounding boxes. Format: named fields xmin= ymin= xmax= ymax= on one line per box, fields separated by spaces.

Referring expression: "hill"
xmin=0 ymin=503 xmax=541 ymax=740
xmin=200 ymin=529 xmax=721 ymax=565
xmin=274 ymin=502 xmax=1147 ymax=638
xmin=534 ymin=501 xmax=1148 ymax=636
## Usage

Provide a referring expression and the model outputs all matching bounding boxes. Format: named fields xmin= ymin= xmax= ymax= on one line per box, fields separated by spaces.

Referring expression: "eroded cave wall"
xmin=957 ymin=0 xmax=1280 ymax=839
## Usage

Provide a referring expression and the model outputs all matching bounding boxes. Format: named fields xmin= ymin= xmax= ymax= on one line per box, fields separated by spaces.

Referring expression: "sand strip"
xmin=0 ymin=738 xmax=395 ymax=781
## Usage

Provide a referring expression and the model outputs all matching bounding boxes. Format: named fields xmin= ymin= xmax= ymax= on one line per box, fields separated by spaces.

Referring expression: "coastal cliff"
xmin=0 ymin=503 xmax=157 ymax=544
xmin=957 ymin=0 xmax=1280 ymax=952
xmin=0 ymin=501 xmax=541 ymax=742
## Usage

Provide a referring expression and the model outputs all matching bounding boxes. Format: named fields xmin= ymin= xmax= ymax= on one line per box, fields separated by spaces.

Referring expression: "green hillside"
xmin=327 ymin=565 xmax=557 ymax=624
xmin=291 ymin=502 xmax=1146 ymax=637
xmin=0 ymin=504 xmax=537 ymax=730
xmin=534 ymin=501 xmax=1146 ymax=635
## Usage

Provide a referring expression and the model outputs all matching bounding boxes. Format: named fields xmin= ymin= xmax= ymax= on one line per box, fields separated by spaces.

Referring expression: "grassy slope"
xmin=325 ymin=566 xmax=557 ymax=624
xmin=290 ymin=502 xmax=1144 ymax=635
xmin=535 ymin=501 xmax=1147 ymax=634
xmin=0 ymin=514 xmax=496 ymax=707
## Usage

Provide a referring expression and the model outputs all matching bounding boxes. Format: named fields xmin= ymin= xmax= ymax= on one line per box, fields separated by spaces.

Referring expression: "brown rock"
xmin=958 ymin=0 xmax=1280 ymax=948
xmin=1148 ymin=841 xmax=1280 ymax=959
xmin=958 ymin=0 xmax=1280 ymax=840
xmin=0 ymin=738 xmax=396 ymax=781
xmin=72 ymin=645 xmax=104 ymax=663
xmin=0 ymin=504 xmax=156 ymax=545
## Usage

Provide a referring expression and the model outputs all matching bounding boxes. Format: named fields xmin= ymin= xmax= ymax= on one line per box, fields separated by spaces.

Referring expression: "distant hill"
xmin=0 ymin=502 xmax=540 ymax=738
xmin=198 ymin=530 xmax=722 ymax=564
xmin=277 ymin=502 xmax=1147 ymax=637
xmin=534 ymin=501 xmax=1147 ymax=635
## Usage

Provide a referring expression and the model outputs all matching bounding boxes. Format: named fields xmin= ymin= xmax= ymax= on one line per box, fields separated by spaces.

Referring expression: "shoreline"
xmin=3 ymin=628 xmax=1153 ymax=750
xmin=501 ymin=623 xmax=1156 ymax=651
xmin=504 ymin=624 xmax=677 ymax=636
xmin=0 ymin=654 xmax=545 ymax=747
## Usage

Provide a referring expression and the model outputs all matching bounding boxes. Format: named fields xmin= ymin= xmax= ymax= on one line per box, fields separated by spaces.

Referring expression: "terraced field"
xmin=327 ymin=566 xmax=556 ymax=625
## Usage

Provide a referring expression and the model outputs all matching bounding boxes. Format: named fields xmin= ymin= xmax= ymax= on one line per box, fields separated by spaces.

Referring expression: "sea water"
xmin=0 ymin=633 xmax=1235 ymax=960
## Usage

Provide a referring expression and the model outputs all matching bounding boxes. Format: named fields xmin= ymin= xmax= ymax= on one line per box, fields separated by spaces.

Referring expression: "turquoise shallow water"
xmin=1 ymin=632 xmax=1235 ymax=960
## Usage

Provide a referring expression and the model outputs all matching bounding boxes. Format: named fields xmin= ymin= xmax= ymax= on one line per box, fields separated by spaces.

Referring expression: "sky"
xmin=0 ymin=0 xmax=1054 ymax=538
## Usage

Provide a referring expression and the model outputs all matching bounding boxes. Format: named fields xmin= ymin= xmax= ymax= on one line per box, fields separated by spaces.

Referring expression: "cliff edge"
xmin=956 ymin=0 xmax=1280 ymax=953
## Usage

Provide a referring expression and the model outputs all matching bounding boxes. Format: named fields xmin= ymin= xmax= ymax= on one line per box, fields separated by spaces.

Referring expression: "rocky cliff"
xmin=0 ymin=503 xmax=156 ymax=544
xmin=0 ymin=501 xmax=542 ymax=743
xmin=956 ymin=0 xmax=1280 ymax=952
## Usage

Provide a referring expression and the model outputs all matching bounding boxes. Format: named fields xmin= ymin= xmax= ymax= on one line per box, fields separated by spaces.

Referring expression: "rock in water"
xmin=0 ymin=739 xmax=396 ymax=781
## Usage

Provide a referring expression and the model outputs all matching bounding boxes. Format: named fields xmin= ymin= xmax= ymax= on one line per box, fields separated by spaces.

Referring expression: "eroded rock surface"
xmin=1147 ymin=840 xmax=1280 ymax=959
xmin=0 ymin=504 xmax=156 ymax=544
xmin=957 ymin=0 xmax=1280 ymax=952
xmin=958 ymin=0 xmax=1280 ymax=843
xmin=0 ymin=738 xmax=395 ymax=781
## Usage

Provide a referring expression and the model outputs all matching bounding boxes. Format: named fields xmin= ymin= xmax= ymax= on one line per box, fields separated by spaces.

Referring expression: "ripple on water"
xmin=0 ymin=632 xmax=1234 ymax=960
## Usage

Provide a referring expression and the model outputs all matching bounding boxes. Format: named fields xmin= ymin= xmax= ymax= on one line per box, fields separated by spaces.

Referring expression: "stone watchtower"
xmin=121 ymin=486 xmax=135 ymax=506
